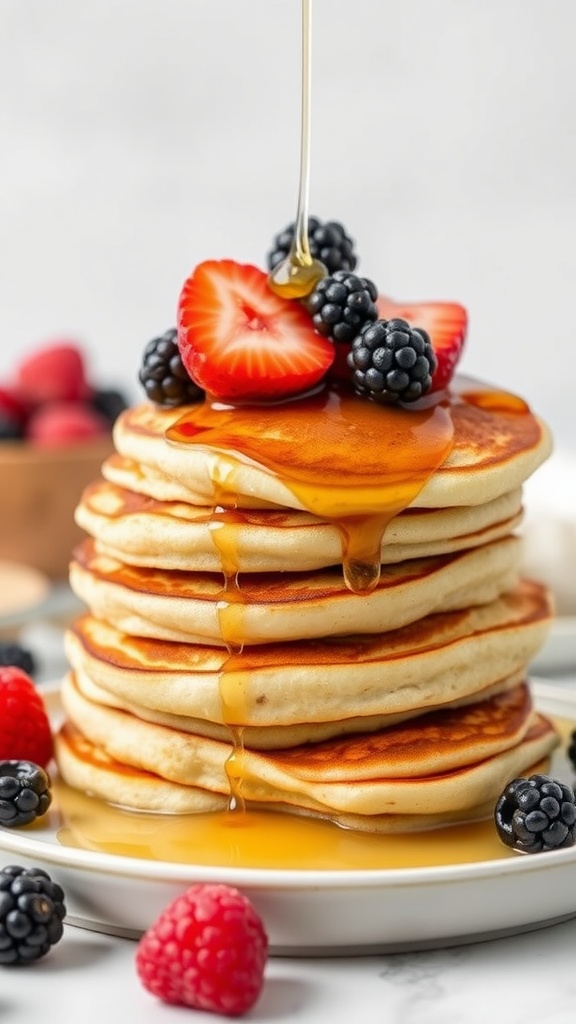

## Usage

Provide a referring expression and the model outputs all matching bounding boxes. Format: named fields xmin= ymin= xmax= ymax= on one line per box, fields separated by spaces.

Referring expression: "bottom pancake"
xmin=56 ymin=675 xmax=559 ymax=832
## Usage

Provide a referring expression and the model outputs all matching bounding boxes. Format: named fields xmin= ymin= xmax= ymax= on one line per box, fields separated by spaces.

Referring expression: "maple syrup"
xmin=268 ymin=0 xmax=326 ymax=298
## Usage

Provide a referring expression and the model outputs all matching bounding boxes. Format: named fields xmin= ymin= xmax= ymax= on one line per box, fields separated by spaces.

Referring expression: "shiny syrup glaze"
xmin=52 ymin=716 xmax=571 ymax=869
xmin=162 ymin=381 xmax=535 ymax=818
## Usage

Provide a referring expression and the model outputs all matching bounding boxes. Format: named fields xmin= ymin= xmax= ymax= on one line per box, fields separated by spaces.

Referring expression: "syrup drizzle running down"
xmin=268 ymin=0 xmax=326 ymax=298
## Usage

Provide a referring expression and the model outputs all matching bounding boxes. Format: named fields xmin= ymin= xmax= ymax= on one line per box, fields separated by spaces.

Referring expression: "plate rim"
xmin=0 ymin=678 xmax=575 ymax=892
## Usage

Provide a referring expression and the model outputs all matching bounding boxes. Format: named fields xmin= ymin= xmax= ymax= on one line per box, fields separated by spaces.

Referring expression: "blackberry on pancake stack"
xmin=56 ymin=254 xmax=558 ymax=832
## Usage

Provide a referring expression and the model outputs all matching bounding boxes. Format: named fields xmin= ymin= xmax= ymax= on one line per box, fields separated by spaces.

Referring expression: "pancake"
xmin=69 ymin=535 xmax=521 ymax=646
xmin=75 ymin=477 xmax=524 ymax=573
xmin=110 ymin=382 xmax=551 ymax=513
xmin=56 ymin=676 xmax=559 ymax=830
xmin=64 ymin=580 xmax=552 ymax=739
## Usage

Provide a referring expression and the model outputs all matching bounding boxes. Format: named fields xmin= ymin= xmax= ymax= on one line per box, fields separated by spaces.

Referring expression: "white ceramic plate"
xmin=1 ymin=681 xmax=576 ymax=955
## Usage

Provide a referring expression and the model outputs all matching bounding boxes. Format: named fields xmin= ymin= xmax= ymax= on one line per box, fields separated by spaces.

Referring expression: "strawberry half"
xmin=377 ymin=296 xmax=467 ymax=392
xmin=177 ymin=260 xmax=334 ymax=402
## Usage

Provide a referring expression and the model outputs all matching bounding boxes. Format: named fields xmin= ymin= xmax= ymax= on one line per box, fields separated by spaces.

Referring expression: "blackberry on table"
xmin=267 ymin=217 xmax=357 ymax=275
xmin=90 ymin=387 xmax=129 ymax=424
xmin=348 ymin=318 xmax=437 ymax=404
xmin=0 ymin=865 xmax=65 ymax=964
xmin=0 ymin=643 xmax=36 ymax=677
xmin=304 ymin=271 xmax=378 ymax=344
xmin=494 ymin=773 xmax=576 ymax=853
xmin=0 ymin=761 xmax=52 ymax=828
xmin=0 ymin=416 xmax=22 ymax=441
xmin=139 ymin=328 xmax=204 ymax=407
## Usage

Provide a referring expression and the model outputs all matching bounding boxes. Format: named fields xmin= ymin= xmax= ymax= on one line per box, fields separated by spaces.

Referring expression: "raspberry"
xmin=25 ymin=401 xmax=109 ymax=446
xmin=16 ymin=342 xmax=90 ymax=404
xmin=136 ymin=883 xmax=268 ymax=1017
xmin=0 ymin=668 xmax=53 ymax=768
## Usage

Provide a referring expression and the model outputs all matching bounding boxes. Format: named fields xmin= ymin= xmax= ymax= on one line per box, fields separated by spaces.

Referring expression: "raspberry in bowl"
xmin=0 ymin=341 xmax=128 ymax=580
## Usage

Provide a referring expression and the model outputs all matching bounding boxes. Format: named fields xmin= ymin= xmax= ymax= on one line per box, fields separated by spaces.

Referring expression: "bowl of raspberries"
xmin=0 ymin=341 xmax=128 ymax=579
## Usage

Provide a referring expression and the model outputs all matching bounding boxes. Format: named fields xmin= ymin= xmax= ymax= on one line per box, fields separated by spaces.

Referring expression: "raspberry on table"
xmin=494 ymin=774 xmax=576 ymax=853
xmin=0 ymin=668 xmax=53 ymax=768
xmin=0 ymin=865 xmax=66 ymax=964
xmin=136 ymin=882 xmax=268 ymax=1017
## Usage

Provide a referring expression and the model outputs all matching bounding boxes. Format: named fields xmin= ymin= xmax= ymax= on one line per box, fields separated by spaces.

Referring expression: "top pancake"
xmin=108 ymin=378 xmax=551 ymax=514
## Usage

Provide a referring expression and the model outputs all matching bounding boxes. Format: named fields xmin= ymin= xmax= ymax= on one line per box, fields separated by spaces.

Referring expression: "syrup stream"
xmin=268 ymin=0 xmax=326 ymax=298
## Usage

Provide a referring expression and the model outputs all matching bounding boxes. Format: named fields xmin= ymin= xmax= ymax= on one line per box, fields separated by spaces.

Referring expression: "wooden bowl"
xmin=0 ymin=436 xmax=113 ymax=580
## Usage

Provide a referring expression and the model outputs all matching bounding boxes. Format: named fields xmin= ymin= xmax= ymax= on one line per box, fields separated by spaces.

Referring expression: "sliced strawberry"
xmin=377 ymin=296 xmax=467 ymax=392
xmin=178 ymin=260 xmax=334 ymax=402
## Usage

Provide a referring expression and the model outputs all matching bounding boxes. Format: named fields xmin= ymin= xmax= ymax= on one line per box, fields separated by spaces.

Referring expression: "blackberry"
xmin=91 ymin=387 xmax=129 ymax=424
xmin=0 ymin=416 xmax=22 ymax=441
xmin=267 ymin=217 xmax=357 ymax=275
xmin=0 ymin=761 xmax=52 ymax=828
xmin=494 ymin=773 xmax=576 ymax=853
xmin=139 ymin=328 xmax=204 ymax=407
xmin=0 ymin=865 xmax=65 ymax=964
xmin=304 ymin=271 xmax=378 ymax=344
xmin=0 ymin=642 xmax=36 ymax=677
xmin=348 ymin=318 xmax=436 ymax=405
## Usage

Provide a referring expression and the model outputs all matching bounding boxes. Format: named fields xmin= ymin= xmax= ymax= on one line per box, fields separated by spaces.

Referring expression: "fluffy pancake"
xmin=69 ymin=535 xmax=521 ymax=645
xmin=64 ymin=580 xmax=552 ymax=741
xmin=75 ymin=478 xmax=524 ymax=573
xmin=109 ymin=382 xmax=551 ymax=513
xmin=57 ymin=676 xmax=559 ymax=830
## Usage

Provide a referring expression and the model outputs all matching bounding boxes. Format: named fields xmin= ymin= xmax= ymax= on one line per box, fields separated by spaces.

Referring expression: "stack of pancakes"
xmin=56 ymin=379 xmax=559 ymax=831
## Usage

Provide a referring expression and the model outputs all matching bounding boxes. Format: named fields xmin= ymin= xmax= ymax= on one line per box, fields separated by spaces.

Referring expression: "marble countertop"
xmin=3 ymin=914 xmax=576 ymax=1024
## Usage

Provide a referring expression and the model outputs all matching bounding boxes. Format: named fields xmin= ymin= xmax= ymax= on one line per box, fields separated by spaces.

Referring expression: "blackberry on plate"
xmin=0 ymin=761 xmax=52 ymax=828
xmin=0 ymin=864 xmax=65 ymax=964
xmin=267 ymin=217 xmax=357 ymax=275
xmin=0 ymin=643 xmax=36 ymax=677
xmin=304 ymin=271 xmax=378 ymax=344
xmin=139 ymin=328 xmax=204 ymax=407
xmin=348 ymin=318 xmax=437 ymax=404
xmin=494 ymin=773 xmax=576 ymax=853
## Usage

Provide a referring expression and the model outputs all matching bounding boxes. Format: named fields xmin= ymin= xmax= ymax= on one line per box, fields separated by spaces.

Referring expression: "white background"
xmin=0 ymin=0 xmax=574 ymax=445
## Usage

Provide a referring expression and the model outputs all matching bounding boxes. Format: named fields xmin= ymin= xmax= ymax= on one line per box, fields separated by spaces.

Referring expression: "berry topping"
xmin=348 ymin=318 xmax=437 ymax=405
xmin=304 ymin=271 xmax=379 ymax=344
xmin=267 ymin=216 xmax=357 ymax=275
xmin=0 ymin=761 xmax=52 ymax=828
xmin=495 ymin=774 xmax=576 ymax=853
xmin=377 ymin=297 xmax=467 ymax=392
xmin=139 ymin=328 xmax=204 ymax=407
xmin=0 ymin=865 xmax=66 ymax=964
xmin=0 ymin=642 xmax=36 ymax=677
xmin=25 ymin=401 xmax=109 ymax=447
xmin=0 ymin=668 xmax=53 ymax=768
xmin=15 ymin=343 xmax=91 ymax=404
xmin=136 ymin=882 xmax=268 ymax=1017
xmin=178 ymin=260 xmax=334 ymax=402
